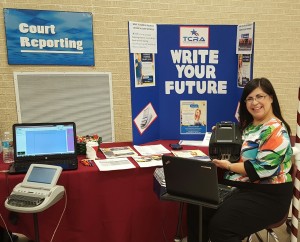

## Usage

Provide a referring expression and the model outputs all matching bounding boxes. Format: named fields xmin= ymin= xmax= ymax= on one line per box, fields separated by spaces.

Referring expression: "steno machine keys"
xmin=5 ymin=164 xmax=65 ymax=213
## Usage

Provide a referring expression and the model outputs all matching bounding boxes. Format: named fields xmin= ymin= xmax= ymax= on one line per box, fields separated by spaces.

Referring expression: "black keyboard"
xmin=7 ymin=194 xmax=45 ymax=207
xmin=218 ymin=187 xmax=230 ymax=199
xmin=10 ymin=159 xmax=78 ymax=174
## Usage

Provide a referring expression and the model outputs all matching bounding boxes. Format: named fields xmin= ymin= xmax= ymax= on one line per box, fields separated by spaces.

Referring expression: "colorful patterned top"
xmin=225 ymin=118 xmax=292 ymax=184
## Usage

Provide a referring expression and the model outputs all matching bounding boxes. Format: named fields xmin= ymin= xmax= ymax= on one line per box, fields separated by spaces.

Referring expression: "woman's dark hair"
xmin=239 ymin=77 xmax=291 ymax=136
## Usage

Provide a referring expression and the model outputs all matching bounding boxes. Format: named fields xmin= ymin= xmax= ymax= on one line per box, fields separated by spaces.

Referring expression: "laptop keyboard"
xmin=13 ymin=159 xmax=77 ymax=172
xmin=218 ymin=186 xmax=232 ymax=200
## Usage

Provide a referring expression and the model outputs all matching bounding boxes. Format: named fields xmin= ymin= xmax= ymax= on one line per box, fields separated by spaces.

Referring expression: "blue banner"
xmin=4 ymin=8 xmax=94 ymax=66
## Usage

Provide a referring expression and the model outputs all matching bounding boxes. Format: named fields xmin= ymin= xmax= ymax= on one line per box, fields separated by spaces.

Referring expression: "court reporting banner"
xmin=129 ymin=22 xmax=254 ymax=145
xmin=3 ymin=8 xmax=95 ymax=65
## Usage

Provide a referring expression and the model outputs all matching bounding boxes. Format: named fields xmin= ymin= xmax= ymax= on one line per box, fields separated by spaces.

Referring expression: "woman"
xmin=135 ymin=53 xmax=143 ymax=85
xmin=194 ymin=108 xmax=205 ymax=126
xmin=208 ymin=77 xmax=293 ymax=241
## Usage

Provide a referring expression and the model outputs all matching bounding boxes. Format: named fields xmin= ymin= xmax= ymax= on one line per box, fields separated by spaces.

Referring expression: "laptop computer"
xmin=9 ymin=122 xmax=78 ymax=174
xmin=162 ymin=155 xmax=235 ymax=206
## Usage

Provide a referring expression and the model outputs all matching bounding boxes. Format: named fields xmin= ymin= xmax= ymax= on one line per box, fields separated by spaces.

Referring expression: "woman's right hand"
xmin=212 ymin=159 xmax=231 ymax=170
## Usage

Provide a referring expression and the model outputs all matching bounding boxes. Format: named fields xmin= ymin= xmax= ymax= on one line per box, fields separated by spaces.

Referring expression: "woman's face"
xmin=245 ymin=87 xmax=274 ymax=125
xmin=238 ymin=57 xmax=242 ymax=66
xmin=195 ymin=109 xmax=201 ymax=118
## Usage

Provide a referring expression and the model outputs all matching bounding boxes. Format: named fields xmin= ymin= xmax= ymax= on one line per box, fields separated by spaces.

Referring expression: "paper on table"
xmin=171 ymin=149 xmax=207 ymax=158
xmin=132 ymin=155 xmax=162 ymax=168
xmin=133 ymin=144 xmax=171 ymax=156
xmin=94 ymin=158 xmax=136 ymax=171
xmin=179 ymin=132 xmax=212 ymax=147
xmin=100 ymin=146 xmax=138 ymax=158
xmin=202 ymin=132 xmax=212 ymax=146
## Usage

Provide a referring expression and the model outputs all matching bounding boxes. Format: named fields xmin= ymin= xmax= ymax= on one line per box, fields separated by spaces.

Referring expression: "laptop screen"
xmin=13 ymin=122 xmax=76 ymax=160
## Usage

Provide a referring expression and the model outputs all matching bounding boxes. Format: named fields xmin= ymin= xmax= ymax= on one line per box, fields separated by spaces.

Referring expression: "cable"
xmin=49 ymin=189 xmax=67 ymax=242
xmin=3 ymin=171 xmax=11 ymax=198
xmin=0 ymin=169 xmax=15 ymax=242
xmin=0 ymin=212 xmax=13 ymax=242
xmin=161 ymin=202 xmax=168 ymax=242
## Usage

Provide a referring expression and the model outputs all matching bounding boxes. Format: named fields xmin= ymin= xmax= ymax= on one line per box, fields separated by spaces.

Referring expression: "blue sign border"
xmin=4 ymin=8 xmax=95 ymax=66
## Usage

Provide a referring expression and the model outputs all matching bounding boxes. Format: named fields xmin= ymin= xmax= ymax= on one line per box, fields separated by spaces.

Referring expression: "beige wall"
xmin=0 ymin=0 xmax=299 ymax=141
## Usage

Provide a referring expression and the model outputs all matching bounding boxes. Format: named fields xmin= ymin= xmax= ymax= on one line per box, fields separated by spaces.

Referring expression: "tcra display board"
xmin=129 ymin=23 xmax=254 ymax=145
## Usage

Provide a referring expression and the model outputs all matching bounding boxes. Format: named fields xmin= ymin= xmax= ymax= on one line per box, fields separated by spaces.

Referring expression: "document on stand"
xmin=94 ymin=158 xmax=135 ymax=171
xmin=154 ymin=167 xmax=165 ymax=187
xmin=133 ymin=144 xmax=171 ymax=156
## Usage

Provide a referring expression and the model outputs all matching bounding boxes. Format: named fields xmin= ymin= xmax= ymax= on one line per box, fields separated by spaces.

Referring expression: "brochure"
xmin=100 ymin=146 xmax=138 ymax=158
xmin=133 ymin=144 xmax=170 ymax=156
xmin=94 ymin=158 xmax=136 ymax=171
xmin=132 ymin=155 xmax=162 ymax=168
xmin=171 ymin=149 xmax=207 ymax=158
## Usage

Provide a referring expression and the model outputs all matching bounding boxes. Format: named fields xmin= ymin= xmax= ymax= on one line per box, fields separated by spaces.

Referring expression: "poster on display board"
xmin=129 ymin=22 xmax=254 ymax=145
xmin=3 ymin=8 xmax=94 ymax=66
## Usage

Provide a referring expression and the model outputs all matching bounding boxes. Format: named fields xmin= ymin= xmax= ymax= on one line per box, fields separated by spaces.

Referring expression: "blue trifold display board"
xmin=129 ymin=24 xmax=254 ymax=145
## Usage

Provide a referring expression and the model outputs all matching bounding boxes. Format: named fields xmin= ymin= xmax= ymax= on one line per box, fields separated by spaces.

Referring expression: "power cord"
xmin=49 ymin=189 xmax=67 ymax=242
xmin=161 ymin=202 xmax=184 ymax=242
xmin=0 ymin=212 xmax=13 ymax=242
xmin=0 ymin=169 xmax=15 ymax=242
xmin=161 ymin=201 xmax=168 ymax=242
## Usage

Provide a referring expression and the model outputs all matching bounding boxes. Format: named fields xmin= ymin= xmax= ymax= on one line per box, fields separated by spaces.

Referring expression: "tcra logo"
xmin=180 ymin=26 xmax=209 ymax=48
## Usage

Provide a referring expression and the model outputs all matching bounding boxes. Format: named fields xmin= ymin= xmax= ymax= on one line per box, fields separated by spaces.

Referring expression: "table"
xmin=0 ymin=140 xmax=195 ymax=242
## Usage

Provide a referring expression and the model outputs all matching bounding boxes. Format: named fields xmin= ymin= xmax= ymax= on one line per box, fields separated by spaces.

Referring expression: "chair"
xmin=246 ymin=162 xmax=297 ymax=242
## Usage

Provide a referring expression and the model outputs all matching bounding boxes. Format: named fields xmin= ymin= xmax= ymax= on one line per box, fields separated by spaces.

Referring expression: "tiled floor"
xmin=241 ymin=224 xmax=292 ymax=242
xmin=14 ymin=222 xmax=298 ymax=241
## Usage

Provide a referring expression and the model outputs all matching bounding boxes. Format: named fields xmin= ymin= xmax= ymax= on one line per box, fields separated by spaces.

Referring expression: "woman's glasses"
xmin=245 ymin=94 xmax=268 ymax=104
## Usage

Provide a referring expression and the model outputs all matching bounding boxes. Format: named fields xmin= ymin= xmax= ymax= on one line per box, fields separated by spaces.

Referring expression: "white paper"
xmin=202 ymin=132 xmax=212 ymax=146
xmin=179 ymin=140 xmax=204 ymax=146
xmin=100 ymin=146 xmax=138 ymax=158
xmin=133 ymin=144 xmax=171 ymax=156
xmin=132 ymin=155 xmax=162 ymax=168
xmin=236 ymin=22 xmax=254 ymax=54
xmin=129 ymin=21 xmax=157 ymax=53
xmin=94 ymin=158 xmax=135 ymax=171
xmin=179 ymin=132 xmax=212 ymax=147
xmin=171 ymin=150 xmax=207 ymax=158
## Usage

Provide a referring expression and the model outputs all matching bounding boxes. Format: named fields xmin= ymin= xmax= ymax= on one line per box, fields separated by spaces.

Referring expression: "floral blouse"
xmin=225 ymin=118 xmax=292 ymax=184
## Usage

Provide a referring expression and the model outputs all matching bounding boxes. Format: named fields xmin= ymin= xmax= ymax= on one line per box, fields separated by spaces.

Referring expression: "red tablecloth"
xmin=0 ymin=140 xmax=208 ymax=242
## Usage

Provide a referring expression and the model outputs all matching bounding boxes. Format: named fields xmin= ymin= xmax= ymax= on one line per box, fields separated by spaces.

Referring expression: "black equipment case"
xmin=209 ymin=121 xmax=242 ymax=163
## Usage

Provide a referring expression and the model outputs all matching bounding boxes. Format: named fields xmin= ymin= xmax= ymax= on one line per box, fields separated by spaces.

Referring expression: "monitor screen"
xmin=27 ymin=166 xmax=57 ymax=184
xmin=14 ymin=123 xmax=75 ymax=158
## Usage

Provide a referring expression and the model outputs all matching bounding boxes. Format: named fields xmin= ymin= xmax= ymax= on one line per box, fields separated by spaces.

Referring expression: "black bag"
xmin=209 ymin=121 xmax=242 ymax=163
